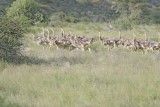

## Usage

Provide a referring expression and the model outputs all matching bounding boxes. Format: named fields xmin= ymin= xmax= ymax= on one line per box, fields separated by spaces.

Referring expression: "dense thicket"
xmin=37 ymin=0 xmax=160 ymax=26
xmin=1 ymin=0 xmax=160 ymax=28
xmin=0 ymin=0 xmax=14 ymax=15
xmin=0 ymin=16 xmax=24 ymax=60
xmin=6 ymin=0 xmax=44 ymax=26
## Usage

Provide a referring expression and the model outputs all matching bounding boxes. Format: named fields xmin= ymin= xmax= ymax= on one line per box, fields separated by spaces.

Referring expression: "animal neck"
xmin=47 ymin=30 xmax=50 ymax=40
xmin=99 ymin=32 xmax=103 ymax=41
xmin=42 ymin=28 xmax=45 ymax=38
xmin=61 ymin=28 xmax=64 ymax=37
xmin=144 ymin=33 xmax=148 ymax=41
xmin=52 ymin=30 xmax=55 ymax=36
xmin=69 ymin=31 xmax=72 ymax=36
xmin=32 ymin=34 xmax=35 ymax=41
xmin=119 ymin=31 xmax=121 ymax=39
xmin=158 ymin=32 xmax=160 ymax=41
xmin=132 ymin=32 xmax=136 ymax=40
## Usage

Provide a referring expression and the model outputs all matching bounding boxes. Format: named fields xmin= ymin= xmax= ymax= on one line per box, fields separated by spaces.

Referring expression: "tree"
xmin=6 ymin=0 xmax=44 ymax=25
xmin=109 ymin=0 xmax=150 ymax=28
xmin=0 ymin=16 xmax=24 ymax=60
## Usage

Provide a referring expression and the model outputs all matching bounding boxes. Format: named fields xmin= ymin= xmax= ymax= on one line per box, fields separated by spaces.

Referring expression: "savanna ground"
xmin=0 ymin=23 xmax=160 ymax=107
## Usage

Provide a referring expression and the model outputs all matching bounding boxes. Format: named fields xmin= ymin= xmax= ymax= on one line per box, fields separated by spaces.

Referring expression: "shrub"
xmin=65 ymin=16 xmax=80 ymax=23
xmin=0 ymin=59 xmax=6 ymax=72
xmin=149 ymin=8 xmax=160 ymax=24
xmin=114 ymin=17 xmax=133 ymax=30
xmin=0 ymin=16 xmax=24 ymax=61
xmin=49 ymin=12 xmax=65 ymax=22
xmin=6 ymin=0 xmax=44 ymax=25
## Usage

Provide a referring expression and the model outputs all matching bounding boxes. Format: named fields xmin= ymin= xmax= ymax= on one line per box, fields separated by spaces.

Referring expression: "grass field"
xmin=0 ymin=23 xmax=160 ymax=107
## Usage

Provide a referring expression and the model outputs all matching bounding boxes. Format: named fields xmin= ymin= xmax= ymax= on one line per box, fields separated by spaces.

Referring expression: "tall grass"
xmin=0 ymin=49 xmax=160 ymax=107
xmin=0 ymin=59 xmax=6 ymax=72
xmin=0 ymin=24 xmax=160 ymax=107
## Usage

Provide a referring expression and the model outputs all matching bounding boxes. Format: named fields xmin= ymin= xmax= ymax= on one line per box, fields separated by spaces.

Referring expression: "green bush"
xmin=65 ymin=16 xmax=80 ymax=23
xmin=114 ymin=17 xmax=133 ymax=30
xmin=0 ymin=59 xmax=6 ymax=72
xmin=80 ymin=16 xmax=90 ymax=22
xmin=0 ymin=16 xmax=24 ymax=61
xmin=49 ymin=12 xmax=65 ymax=22
xmin=149 ymin=8 xmax=160 ymax=23
xmin=13 ymin=15 xmax=31 ymax=28
xmin=6 ymin=0 xmax=44 ymax=25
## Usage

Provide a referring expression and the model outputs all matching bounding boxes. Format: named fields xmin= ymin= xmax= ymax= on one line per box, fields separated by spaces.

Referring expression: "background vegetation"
xmin=1 ymin=0 xmax=160 ymax=27
xmin=0 ymin=0 xmax=160 ymax=107
xmin=0 ymin=16 xmax=25 ymax=63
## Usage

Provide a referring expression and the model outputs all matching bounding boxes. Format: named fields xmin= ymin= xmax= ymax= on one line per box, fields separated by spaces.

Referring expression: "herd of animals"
xmin=32 ymin=28 xmax=160 ymax=54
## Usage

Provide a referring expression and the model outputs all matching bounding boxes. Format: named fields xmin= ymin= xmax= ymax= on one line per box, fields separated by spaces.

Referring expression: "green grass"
xmin=0 ymin=24 xmax=160 ymax=107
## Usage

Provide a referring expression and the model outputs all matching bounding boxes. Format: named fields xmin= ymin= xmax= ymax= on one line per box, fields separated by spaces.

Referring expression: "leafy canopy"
xmin=0 ymin=16 xmax=24 ymax=58
xmin=6 ymin=0 xmax=44 ymax=25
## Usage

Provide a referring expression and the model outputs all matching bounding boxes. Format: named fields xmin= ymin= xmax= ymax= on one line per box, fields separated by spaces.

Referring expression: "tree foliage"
xmin=111 ymin=0 xmax=149 ymax=22
xmin=0 ymin=16 xmax=24 ymax=59
xmin=108 ymin=0 xmax=155 ymax=29
xmin=1 ymin=0 xmax=160 ymax=30
xmin=6 ymin=0 xmax=44 ymax=25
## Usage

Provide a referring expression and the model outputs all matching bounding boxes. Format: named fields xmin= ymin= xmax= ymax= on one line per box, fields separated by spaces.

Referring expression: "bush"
xmin=0 ymin=59 xmax=6 ymax=72
xmin=0 ymin=16 xmax=24 ymax=61
xmin=49 ymin=12 xmax=65 ymax=22
xmin=6 ymin=0 xmax=44 ymax=25
xmin=114 ymin=17 xmax=133 ymax=30
xmin=13 ymin=15 xmax=31 ymax=28
xmin=149 ymin=8 xmax=160 ymax=24
xmin=65 ymin=16 xmax=80 ymax=23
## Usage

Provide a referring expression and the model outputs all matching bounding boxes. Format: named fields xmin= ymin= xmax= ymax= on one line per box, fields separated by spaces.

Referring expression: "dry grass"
xmin=0 ymin=24 xmax=160 ymax=107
